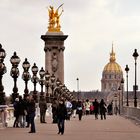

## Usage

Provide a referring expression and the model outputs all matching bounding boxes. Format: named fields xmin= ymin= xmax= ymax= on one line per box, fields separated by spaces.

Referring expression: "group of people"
xmin=13 ymin=95 xmax=68 ymax=135
xmin=13 ymin=96 xmax=108 ymax=135
xmin=71 ymin=99 xmax=107 ymax=120
xmin=13 ymin=95 xmax=36 ymax=133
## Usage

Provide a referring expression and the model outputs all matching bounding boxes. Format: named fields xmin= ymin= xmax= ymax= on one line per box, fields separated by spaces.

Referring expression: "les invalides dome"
xmin=101 ymin=46 xmax=123 ymax=93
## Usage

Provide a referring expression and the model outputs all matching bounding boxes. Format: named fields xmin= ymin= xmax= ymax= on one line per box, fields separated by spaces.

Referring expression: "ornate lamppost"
xmin=54 ymin=78 xmax=60 ymax=99
xmin=58 ymin=81 xmax=63 ymax=98
xmin=76 ymin=78 xmax=79 ymax=100
xmin=45 ymin=70 xmax=50 ymax=102
xmin=39 ymin=67 xmax=45 ymax=99
xmin=118 ymin=86 xmax=121 ymax=114
xmin=22 ymin=58 xmax=31 ymax=99
xmin=10 ymin=52 xmax=20 ymax=103
xmin=114 ymin=93 xmax=118 ymax=115
xmin=121 ymin=78 xmax=124 ymax=106
xmin=132 ymin=49 xmax=139 ymax=107
xmin=0 ymin=44 xmax=7 ymax=105
xmin=125 ymin=64 xmax=129 ymax=106
xmin=50 ymin=74 xmax=56 ymax=101
xmin=31 ymin=63 xmax=39 ymax=102
xmin=61 ymin=84 xmax=66 ymax=99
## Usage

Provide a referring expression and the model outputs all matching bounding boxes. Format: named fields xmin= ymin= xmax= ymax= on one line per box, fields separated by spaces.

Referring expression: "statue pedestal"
xmin=41 ymin=32 xmax=68 ymax=84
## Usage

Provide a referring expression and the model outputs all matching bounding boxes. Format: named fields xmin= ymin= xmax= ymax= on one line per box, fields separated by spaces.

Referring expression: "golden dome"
xmin=103 ymin=46 xmax=122 ymax=73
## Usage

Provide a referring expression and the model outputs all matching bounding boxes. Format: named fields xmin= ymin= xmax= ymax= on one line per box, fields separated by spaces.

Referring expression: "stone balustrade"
xmin=122 ymin=106 xmax=140 ymax=121
xmin=0 ymin=104 xmax=14 ymax=128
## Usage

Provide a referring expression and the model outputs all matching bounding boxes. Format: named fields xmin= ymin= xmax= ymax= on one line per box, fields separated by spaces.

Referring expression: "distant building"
xmin=71 ymin=46 xmax=140 ymax=107
xmin=101 ymin=45 xmax=124 ymax=102
xmin=72 ymin=46 xmax=124 ymax=103
xmin=101 ymin=46 xmax=123 ymax=93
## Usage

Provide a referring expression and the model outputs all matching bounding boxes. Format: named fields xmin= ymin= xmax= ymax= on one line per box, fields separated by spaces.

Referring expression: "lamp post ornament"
xmin=47 ymin=4 xmax=64 ymax=32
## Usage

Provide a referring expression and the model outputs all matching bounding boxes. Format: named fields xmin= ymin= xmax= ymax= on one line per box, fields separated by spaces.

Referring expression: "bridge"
xmin=0 ymin=107 xmax=140 ymax=140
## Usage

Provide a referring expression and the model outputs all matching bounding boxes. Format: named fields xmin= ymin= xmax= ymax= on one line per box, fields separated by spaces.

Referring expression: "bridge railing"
xmin=0 ymin=105 xmax=14 ymax=128
xmin=122 ymin=106 xmax=140 ymax=121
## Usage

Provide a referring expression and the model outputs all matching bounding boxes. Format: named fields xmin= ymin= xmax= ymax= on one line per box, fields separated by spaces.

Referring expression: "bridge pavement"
xmin=0 ymin=115 xmax=140 ymax=140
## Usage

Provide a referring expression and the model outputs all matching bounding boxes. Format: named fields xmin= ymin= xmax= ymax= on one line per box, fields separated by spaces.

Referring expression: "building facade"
xmin=101 ymin=46 xmax=123 ymax=102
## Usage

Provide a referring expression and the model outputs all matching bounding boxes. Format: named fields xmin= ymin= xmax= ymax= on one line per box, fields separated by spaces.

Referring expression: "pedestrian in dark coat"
xmin=39 ymin=97 xmax=47 ymax=123
xmin=13 ymin=98 xmax=20 ymax=127
xmin=24 ymin=96 xmax=30 ymax=127
xmin=52 ymin=98 xmax=58 ymax=123
xmin=77 ymin=100 xmax=83 ymax=121
xmin=71 ymin=99 xmax=77 ymax=118
xmin=93 ymin=99 xmax=99 ymax=120
xmin=28 ymin=96 xmax=36 ymax=133
xmin=56 ymin=99 xmax=67 ymax=135
xmin=99 ymin=99 xmax=107 ymax=120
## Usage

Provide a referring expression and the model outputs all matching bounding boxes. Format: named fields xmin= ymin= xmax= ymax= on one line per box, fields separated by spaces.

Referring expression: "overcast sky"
xmin=0 ymin=0 xmax=140 ymax=96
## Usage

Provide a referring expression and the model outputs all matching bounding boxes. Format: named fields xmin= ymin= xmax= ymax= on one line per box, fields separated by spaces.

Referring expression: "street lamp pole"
xmin=133 ymin=49 xmax=139 ymax=107
xmin=0 ymin=44 xmax=7 ymax=105
xmin=31 ymin=63 xmax=39 ymax=102
xmin=22 ymin=58 xmax=31 ymax=99
xmin=10 ymin=52 xmax=20 ymax=103
xmin=76 ymin=78 xmax=79 ymax=100
xmin=45 ymin=70 xmax=50 ymax=102
xmin=121 ymin=78 xmax=124 ymax=106
xmin=50 ymin=74 xmax=56 ymax=101
xmin=125 ymin=65 xmax=129 ymax=106
xmin=39 ymin=67 xmax=45 ymax=98
xmin=118 ymin=86 xmax=121 ymax=114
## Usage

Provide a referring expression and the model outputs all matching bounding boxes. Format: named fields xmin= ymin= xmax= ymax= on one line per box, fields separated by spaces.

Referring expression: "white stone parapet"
xmin=0 ymin=104 xmax=14 ymax=128
xmin=122 ymin=106 xmax=140 ymax=122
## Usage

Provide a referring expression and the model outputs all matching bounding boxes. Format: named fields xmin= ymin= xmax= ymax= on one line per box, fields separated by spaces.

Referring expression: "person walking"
xmin=39 ymin=97 xmax=47 ymax=123
xmin=52 ymin=98 xmax=58 ymax=123
xmin=65 ymin=98 xmax=72 ymax=120
xmin=24 ymin=95 xmax=30 ymax=128
xmin=28 ymin=95 xmax=36 ymax=133
xmin=56 ymin=99 xmax=67 ymax=135
xmin=99 ymin=99 xmax=107 ymax=120
xmin=93 ymin=99 xmax=99 ymax=120
xmin=18 ymin=96 xmax=26 ymax=128
xmin=77 ymin=100 xmax=83 ymax=121
xmin=13 ymin=98 xmax=20 ymax=128
xmin=71 ymin=99 xmax=77 ymax=118
xmin=85 ymin=99 xmax=90 ymax=115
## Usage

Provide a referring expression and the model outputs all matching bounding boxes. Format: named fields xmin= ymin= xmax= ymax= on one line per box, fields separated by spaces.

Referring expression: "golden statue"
xmin=47 ymin=4 xmax=64 ymax=32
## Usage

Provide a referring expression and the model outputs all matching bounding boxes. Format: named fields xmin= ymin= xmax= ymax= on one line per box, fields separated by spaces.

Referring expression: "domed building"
xmin=101 ymin=46 xmax=123 ymax=94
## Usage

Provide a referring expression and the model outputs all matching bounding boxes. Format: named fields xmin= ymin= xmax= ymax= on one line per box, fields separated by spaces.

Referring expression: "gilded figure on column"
xmin=47 ymin=4 xmax=64 ymax=32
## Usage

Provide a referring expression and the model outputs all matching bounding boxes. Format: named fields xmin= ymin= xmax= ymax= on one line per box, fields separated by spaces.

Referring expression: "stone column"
xmin=41 ymin=32 xmax=68 ymax=84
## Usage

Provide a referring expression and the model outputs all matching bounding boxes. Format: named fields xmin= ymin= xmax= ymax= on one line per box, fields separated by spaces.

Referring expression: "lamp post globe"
xmin=10 ymin=52 xmax=20 ymax=67
xmin=56 ymin=78 xmax=60 ymax=87
xmin=10 ymin=52 xmax=20 ymax=103
xmin=39 ymin=67 xmax=45 ymax=79
xmin=22 ymin=58 xmax=30 ymax=71
xmin=0 ymin=44 xmax=7 ymax=105
xmin=132 ymin=49 xmax=139 ymax=107
xmin=0 ymin=44 xmax=6 ymax=62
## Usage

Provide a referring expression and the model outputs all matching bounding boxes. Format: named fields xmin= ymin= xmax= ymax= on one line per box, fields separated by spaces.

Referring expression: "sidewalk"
xmin=0 ymin=115 xmax=140 ymax=140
